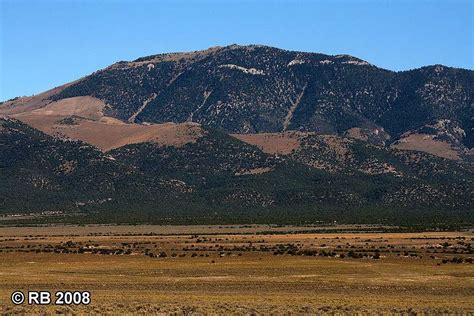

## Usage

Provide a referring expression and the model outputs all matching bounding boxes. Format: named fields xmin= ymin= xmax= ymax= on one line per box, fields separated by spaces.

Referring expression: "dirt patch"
xmin=27 ymin=116 xmax=203 ymax=151
xmin=232 ymin=131 xmax=309 ymax=155
xmin=7 ymin=95 xmax=204 ymax=151
xmin=391 ymin=133 xmax=460 ymax=160
xmin=54 ymin=119 xmax=203 ymax=151
xmin=25 ymin=96 xmax=106 ymax=120
xmin=0 ymin=80 xmax=81 ymax=116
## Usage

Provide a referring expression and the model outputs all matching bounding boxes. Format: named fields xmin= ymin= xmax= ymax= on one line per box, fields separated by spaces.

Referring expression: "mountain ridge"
xmin=2 ymin=44 xmax=472 ymax=160
xmin=1 ymin=45 xmax=472 ymax=226
xmin=37 ymin=45 xmax=472 ymax=148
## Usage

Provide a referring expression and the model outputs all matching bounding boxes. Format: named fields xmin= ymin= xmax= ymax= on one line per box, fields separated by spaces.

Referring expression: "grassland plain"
xmin=0 ymin=225 xmax=472 ymax=315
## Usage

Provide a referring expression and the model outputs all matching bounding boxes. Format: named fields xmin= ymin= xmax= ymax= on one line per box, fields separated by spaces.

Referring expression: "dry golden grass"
xmin=0 ymin=226 xmax=472 ymax=314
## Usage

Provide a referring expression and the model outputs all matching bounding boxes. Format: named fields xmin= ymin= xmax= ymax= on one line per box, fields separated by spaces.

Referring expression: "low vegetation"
xmin=0 ymin=225 xmax=472 ymax=314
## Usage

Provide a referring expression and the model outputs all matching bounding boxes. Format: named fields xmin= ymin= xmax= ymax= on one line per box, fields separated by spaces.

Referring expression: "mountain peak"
xmin=2 ymin=44 xmax=473 ymax=152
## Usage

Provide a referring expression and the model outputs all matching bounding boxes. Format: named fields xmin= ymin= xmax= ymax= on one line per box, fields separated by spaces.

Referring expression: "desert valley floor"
xmin=0 ymin=225 xmax=472 ymax=314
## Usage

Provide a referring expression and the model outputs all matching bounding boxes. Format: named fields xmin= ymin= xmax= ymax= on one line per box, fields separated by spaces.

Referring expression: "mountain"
xmin=1 ymin=45 xmax=473 ymax=226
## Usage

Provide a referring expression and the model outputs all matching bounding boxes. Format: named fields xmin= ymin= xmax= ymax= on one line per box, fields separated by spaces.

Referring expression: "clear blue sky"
xmin=0 ymin=0 xmax=472 ymax=101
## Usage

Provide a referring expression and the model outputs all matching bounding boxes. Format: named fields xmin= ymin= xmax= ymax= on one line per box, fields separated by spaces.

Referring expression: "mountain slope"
xmin=1 ymin=45 xmax=473 ymax=226
xmin=41 ymin=45 xmax=473 ymax=153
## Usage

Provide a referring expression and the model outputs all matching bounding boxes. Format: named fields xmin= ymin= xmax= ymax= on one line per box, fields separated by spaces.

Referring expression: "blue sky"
xmin=0 ymin=0 xmax=472 ymax=101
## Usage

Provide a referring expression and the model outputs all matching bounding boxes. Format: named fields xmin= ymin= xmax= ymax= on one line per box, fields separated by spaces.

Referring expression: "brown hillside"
xmin=1 ymin=95 xmax=204 ymax=151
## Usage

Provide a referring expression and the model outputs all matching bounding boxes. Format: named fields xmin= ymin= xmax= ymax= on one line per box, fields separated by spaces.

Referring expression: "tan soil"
xmin=3 ymin=94 xmax=204 ymax=151
xmin=16 ymin=112 xmax=203 ymax=151
xmin=391 ymin=133 xmax=460 ymax=160
xmin=232 ymin=131 xmax=309 ymax=155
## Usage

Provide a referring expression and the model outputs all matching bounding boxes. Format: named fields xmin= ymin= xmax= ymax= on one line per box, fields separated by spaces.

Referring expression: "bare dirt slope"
xmin=391 ymin=133 xmax=461 ymax=160
xmin=1 ymin=94 xmax=204 ymax=151
xmin=232 ymin=131 xmax=307 ymax=154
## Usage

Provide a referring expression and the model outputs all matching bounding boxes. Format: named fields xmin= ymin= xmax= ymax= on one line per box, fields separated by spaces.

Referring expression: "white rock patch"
xmin=319 ymin=60 xmax=333 ymax=65
xmin=342 ymin=60 xmax=370 ymax=66
xmin=288 ymin=59 xmax=305 ymax=66
xmin=219 ymin=64 xmax=265 ymax=75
